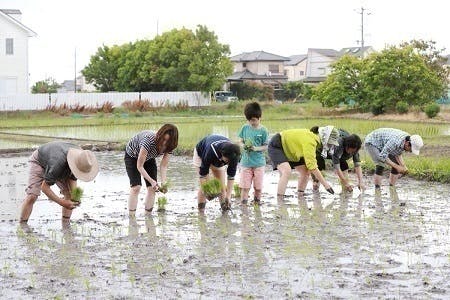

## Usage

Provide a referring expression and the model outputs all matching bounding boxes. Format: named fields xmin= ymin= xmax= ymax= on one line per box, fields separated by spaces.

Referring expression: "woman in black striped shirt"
xmin=124 ymin=124 xmax=178 ymax=214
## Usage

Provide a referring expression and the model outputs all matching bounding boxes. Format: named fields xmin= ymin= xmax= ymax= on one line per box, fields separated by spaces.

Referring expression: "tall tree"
xmin=85 ymin=25 xmax=233 ymax=92
xmin=187 ymin=25 xmax=233 ymax=92
xmin=400 ymin=39 xmax=449 ymax=86
xmin=313 ymin=55 xmax=367 ymax=107
xmin=31 ymin=77 xmax=60 ymax=94
xmin=364 ymin=46 xmax=444 ymax=110
xmin=82 ymin=44 xmax=130 ymax=92
xmin=116 ymin=40 xmax=154 ymax=92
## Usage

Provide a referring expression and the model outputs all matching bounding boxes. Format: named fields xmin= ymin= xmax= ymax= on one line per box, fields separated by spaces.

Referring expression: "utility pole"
xmin=156 ymin=19 xmax=159 ymax=36
xmin=360 ymin=7 xmax=365 ymax=50
xmin=356 ymin=7 xmax=370 ymax=58
xmin=74 ymin=47 xmax=77 ymax=93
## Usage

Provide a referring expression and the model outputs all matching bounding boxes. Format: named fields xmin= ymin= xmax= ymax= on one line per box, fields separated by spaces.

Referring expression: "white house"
xmin=0 ymin=9 xmax=36 ymax=95
xmin=303 ymin=46 xmax=374 ymax=83
xmin=304 ymin=48 xmax=340 ymax=83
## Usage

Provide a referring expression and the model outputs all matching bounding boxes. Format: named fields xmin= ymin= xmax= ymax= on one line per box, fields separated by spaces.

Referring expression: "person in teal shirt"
xmin=238 ymin=102 xmax=269 ymax=205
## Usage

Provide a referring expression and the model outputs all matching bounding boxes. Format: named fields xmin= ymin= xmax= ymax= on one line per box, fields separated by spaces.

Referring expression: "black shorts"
xmin=316 ymin=154 xmax=350 ymax=171
xmin=268 ymin=133 xmax=306 ymax=170
xmin=124 ymin=152 xmax=157 ymax=187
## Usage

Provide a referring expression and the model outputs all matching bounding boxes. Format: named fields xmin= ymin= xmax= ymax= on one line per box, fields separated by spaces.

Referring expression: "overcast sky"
xmin=3 ymin=0 xmax=449 ymax=85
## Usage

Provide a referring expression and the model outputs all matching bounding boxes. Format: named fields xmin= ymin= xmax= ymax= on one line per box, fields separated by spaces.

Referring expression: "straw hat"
xmin=67 ymin=148 xmax=99 ymax=182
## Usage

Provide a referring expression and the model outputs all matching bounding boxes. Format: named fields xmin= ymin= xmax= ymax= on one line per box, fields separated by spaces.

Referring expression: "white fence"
xmin=0 ymin=91 xmax=211 ymax=111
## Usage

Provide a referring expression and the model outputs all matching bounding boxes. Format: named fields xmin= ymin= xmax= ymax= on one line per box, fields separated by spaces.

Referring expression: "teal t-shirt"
xmin=238 ymin=124 xmax=269 ymax=168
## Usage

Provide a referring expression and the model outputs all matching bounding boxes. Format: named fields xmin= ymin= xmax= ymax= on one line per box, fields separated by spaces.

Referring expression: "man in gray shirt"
xmin=364 ymin=128 xmax=423 ymax=189
xmin=20 ymin=141 xmax=99 ymax=223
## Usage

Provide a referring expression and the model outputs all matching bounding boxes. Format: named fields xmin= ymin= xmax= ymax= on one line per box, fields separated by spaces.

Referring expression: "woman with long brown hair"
xmin=124 ymin=124 xmax=178 ymax=214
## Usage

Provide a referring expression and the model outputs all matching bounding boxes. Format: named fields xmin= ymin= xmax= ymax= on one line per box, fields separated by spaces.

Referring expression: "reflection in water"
xmin=374 ymin=189 xmax=385 ymax=216
xmin=128 ymin=215 xmax=139 ymax=238
xmin=3 ymin=152 xmax=450 ymax=298
xmin=145 ymin=215 xmax=157 ymax=238
xmin=355 ymin=194 xmax=364 ymax=220
xmin=16 ymin=221 xmax=84 ymax=292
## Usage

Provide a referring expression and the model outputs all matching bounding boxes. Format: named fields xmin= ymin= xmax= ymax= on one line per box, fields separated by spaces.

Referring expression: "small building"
xmin=57 ymin=76 xmax=96 ymax=93
xmin=284 ymin=54 xmax=307 ymax=82
xmin=228 ymin=51 xmax=289 ymax=89
xmin=303 ymin=48 xmax=340 ymax=84
xmin=0 ymin=9 xmax=36 ymax=95
xmin=303 ymin=46 xmax=375 ymax=84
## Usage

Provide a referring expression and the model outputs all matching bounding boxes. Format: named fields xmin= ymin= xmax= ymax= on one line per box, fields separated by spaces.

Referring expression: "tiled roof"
xmin=226 ymin=70 xmax=287 ymax=81
xmin=284 ymin=54 xmax=307 ymax=66
xmin=230 ymin=51 xmax=290 ymax=62
xmin=0 ymin=9 xmax=21 ymax=14
xmin=0 ymin=9 xmax=36 ymax=36
xmin=309 ymin=48 xmax=340 ymax=58
xmin=302 ymin=76 xmax=327 ymax=83
xmin=339 ymin=46 xmax=373 ymax=56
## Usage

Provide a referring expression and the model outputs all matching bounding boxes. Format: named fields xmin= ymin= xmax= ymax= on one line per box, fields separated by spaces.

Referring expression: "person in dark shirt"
xmin=314 ymin=129 xmax=364 ymax=192
xmin=193 ymin=135 xmax=241 ymax=211
xmin=20 ymin=141 xmax=99 ymax=223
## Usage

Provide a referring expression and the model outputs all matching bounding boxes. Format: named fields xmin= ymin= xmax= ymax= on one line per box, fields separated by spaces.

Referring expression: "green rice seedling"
xmin=201 ymin=178 xmax=223 ymax=200
xmin=244 ymin=139 xmax=253 ymax=151
xmin=71 ymin=187 xmax=83 ymax=203
xmin=157 ymin=196 xmax=167 ymax=212
xmin=233 ymin=183 xmax=241 ymax=198
xmin=159 ymin=180 xmax=171 ymax=194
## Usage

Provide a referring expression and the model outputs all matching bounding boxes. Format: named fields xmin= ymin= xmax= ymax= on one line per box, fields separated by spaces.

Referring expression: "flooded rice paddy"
xmin=0 ymin=151 xmax=449 ymax=299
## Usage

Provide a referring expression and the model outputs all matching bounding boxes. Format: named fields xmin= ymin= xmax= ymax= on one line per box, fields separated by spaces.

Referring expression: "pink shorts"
xmin=239 ymin=166 xmax=265 ymax=190
xmin=25 ymin=150 xmax=70 ymax=196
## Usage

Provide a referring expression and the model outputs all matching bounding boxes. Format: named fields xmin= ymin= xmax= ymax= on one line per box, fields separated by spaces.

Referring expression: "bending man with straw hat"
xmin=20 ymin=141 xmax=99 ymax=223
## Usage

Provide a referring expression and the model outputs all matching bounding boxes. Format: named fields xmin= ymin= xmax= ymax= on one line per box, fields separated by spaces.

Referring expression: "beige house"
xmin=284 ymin=55 xmax=307 ymax=81
xmin=227 ymin=51 xmax=289 ymax=89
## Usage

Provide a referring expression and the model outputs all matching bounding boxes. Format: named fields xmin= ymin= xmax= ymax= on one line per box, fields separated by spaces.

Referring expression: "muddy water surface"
xmin=0 ymin=152 xmax=449 ymax=299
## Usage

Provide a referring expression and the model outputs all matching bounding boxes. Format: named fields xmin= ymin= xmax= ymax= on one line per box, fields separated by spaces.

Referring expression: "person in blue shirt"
xmin=237 ymin=102 xmax=268 ymax=205
xmin=193 ymin=135 xmax=241 ymax=211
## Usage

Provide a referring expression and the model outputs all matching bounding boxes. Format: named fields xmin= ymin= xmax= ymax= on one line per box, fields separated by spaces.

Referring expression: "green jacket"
xmin=280 ymin=129 xmax=321 ymax=170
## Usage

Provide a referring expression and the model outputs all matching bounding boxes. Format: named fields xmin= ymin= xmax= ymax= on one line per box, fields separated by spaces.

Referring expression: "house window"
xmin=242 ymin=62 xmax=246 ymax=68
xmin=299 ymin=71 xmax=304 ymax=76
xmin=6 ymin=38 xmax=14 ymax=55
xmin=269 ymin=64 xmax=279 ymax=73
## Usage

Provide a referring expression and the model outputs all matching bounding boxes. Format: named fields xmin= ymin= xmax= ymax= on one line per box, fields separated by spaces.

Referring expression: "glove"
xmin=326 ymin=187 xmax=335 ymax=194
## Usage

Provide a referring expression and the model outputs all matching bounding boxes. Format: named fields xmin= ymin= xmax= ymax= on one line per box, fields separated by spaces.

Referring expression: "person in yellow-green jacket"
xmin=268 ymin=127 xmax=336 ymax=198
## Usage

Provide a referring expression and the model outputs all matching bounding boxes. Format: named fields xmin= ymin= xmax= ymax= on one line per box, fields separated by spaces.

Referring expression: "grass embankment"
xmin=1 ymin=101 xmax=449 ymax=182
